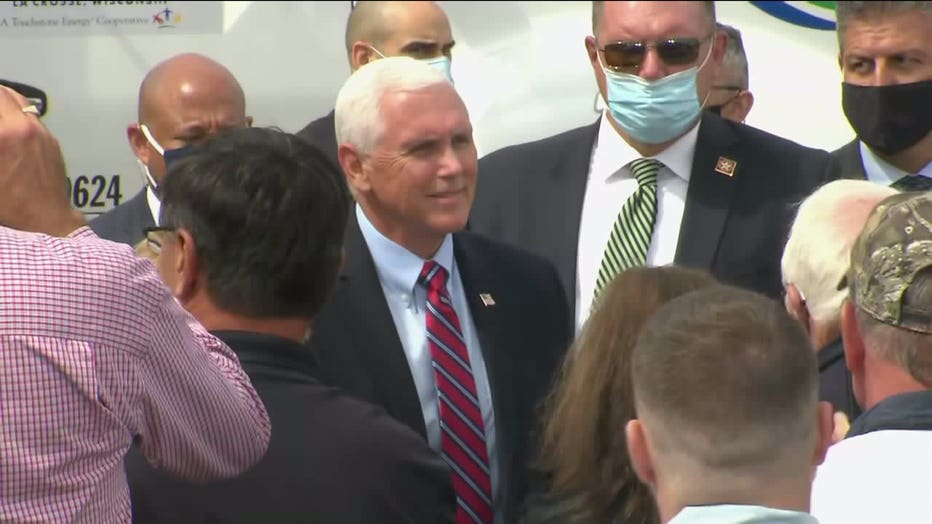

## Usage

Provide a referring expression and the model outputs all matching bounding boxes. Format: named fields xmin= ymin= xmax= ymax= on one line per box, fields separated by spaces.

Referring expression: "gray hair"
xmin=717 ymin=23 xmax=749 ymax=89
xmin=782 ymin=180 xmax=897 ymax=324
xmin=334 ymin=56 xmax=448 ymax=154
xmin=836 ymin=2 xmax=932 ymax=48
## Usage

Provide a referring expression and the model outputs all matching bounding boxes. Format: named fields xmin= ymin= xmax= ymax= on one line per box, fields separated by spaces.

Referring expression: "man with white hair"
xmin=306 ymin=57 xmax=572 ymax=523
xmin=811 ymin=191 xmax=932 ymax=523
xmin=782 ymin=179 xmax=897 ymax=421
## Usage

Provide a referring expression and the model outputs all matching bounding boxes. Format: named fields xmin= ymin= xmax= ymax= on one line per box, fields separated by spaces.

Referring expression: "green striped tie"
xmin=594 ymin=158 xmax=662 ymax=300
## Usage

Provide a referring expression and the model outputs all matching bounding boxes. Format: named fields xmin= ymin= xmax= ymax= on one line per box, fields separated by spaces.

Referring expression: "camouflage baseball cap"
xmin=849 ymin=191 xmax=932 ymax=334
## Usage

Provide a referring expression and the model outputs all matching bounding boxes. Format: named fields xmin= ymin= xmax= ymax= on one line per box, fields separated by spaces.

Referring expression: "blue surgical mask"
xmin=422 ymin=55 xmax=454 ymax=84
xmin=138 ymin=124 xmax=194 ymax=196
xmin=602 ymin=44 xmax=712 ymax=144
xmin=369 ymin=46 xmax=454 ymax=84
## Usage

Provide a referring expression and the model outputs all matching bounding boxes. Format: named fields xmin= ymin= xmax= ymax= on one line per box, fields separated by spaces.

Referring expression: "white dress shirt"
xmin=860 ymin=140 xmax=932 ymax=185
xmin=146 ymin=186 xmax=161 ymax=226
xmin=668 ymin=504 xmax=818 ymax=524
xmin=575 ymin=112 xmax=699 ymax=331
xmin=357 ymin=205 xmax=501 ymax=520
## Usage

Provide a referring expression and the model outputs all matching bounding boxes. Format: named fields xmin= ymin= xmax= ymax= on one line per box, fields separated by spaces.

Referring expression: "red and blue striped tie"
xmin=419 ymin=261 xmax=493 ymax=523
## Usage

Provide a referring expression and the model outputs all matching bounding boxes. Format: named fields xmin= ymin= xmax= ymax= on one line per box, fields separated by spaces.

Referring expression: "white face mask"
xmin=369 ymin=45 xmax=454 ymax=83
xmin=138 ymin=124 xmax=196 ymax=196
xmin=137 ymin=124 xmax=163 ymax=194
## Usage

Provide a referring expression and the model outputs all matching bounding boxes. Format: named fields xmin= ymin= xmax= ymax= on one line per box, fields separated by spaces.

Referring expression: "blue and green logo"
xmin=749 ymin=1 xmax=837 ymax=30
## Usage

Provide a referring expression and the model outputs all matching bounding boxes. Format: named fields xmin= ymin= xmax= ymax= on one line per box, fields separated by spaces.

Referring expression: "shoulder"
xmin=296 ymin=110 xmax=335 ymax=141
xmin=305 ymin=384 xmax=447 ymax=474
xmin=479 ymin=121 xmax=599 ymax=168
xmin=727 ymin=120 xmax=832 ymax=162
xmin=88 ymin=189 xmax=149 ymax=241
xmin=0 ymin=226 xmax=167 ymax=342
xmin=457 ymin=231 xmax=555 ymax=271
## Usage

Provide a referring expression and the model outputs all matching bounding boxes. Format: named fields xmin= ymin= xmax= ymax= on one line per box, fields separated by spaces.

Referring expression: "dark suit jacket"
xmin=296 ymin=110 xmax=339 ymax=170
xmin=818 ymin=337 xmax=862 ymax=422
xmin=470 ymin=113 xmax=839 ymax=311
xmin=308 ymin=215 xmax=573 ymax=522
xmin=833 ymin=139 xmax=869 ymax=180
xmin=89 ymin=189 xmax=154 ymax=246
xmin=127 ymin=330 xmax=455 ymax=524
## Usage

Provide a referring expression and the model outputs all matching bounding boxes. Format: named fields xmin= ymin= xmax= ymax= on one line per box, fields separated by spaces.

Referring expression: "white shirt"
xmin=356 ymin=205 xmax=501 ymax=521
xmin=669 ymin=505 xmax=818 ymax=524
xmin=575 ymin=112 xmax=697 ymax=331
xmin=146 ymin=186 xmax=161 ymax=226
xmin=811 ymin=429 xmax=932 ymax=524
xmin=860 ymin=140 xmax=932 ymax=185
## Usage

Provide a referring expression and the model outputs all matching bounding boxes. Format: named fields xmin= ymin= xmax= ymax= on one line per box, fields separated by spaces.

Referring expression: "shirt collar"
xmin=668 ymin=504 xmax=818 ymax=524
xmin=591 ymin=110 xmax=698 ymax=183
xmin=859 ymin=141 xmax=932 ymax=184
xmin=146 ymin=186 xmax=161 ymax=226
xmin=356 ymin=203 xmax=455 ymax=295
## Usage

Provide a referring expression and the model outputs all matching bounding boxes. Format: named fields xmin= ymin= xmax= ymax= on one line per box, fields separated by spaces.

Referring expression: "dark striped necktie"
xmin=890 ymin=175 xmax=932 ymax=192
xmin=418 ymin=261 xmax=493 ymax=524
xmin=594 ymin=158 xmax=663 ymax=301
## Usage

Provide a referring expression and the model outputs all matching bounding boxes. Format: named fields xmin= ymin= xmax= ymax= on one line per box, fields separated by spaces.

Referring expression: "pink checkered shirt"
xmin=0 ymin=226 xmax=271 ymax=523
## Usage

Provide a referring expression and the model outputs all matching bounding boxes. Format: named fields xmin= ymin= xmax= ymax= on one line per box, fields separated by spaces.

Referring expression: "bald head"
xmin=345 ymin=1 xmax=454 ymax=71
xmin=138 ymin=53 xmax=245 ymax=122
xmin=130 ymin=53 xmax=251 ymax=186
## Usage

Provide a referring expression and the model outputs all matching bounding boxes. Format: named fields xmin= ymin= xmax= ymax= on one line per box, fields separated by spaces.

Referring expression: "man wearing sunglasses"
xmin=471 ymin=0 xmax=838 ymax=332
xmin=832 ymin=1 xmax=931 ymax=190
xmin=706 ymin=23 xmax=754 ymax=123
xmin=89 ymin=53 xmax=253 ymax=247
xmin=297 ymin=1 xmax=456 ymax=169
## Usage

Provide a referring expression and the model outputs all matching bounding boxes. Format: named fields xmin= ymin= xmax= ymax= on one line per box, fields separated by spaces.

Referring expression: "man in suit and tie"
xmin=297 ymin=1 xmax=456 ymax=168
xmin=470 ymin=1 xmax=838 ymax=331
xmin=832 ymin=1 xmax=931 ymax=189
xmin=90 ymin=53 xmax=252 ymax=246
xmin=125 ymin=127 xmax=455 ymax=523
xmin=308 ymin=57 xmax=572 ymax=523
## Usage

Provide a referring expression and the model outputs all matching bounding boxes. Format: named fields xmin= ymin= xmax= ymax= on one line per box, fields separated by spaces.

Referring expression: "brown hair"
xmin=632 ymin=286 xmax=818 ymax=477
xmin=537 ymin=266 xmax=718 ymax=524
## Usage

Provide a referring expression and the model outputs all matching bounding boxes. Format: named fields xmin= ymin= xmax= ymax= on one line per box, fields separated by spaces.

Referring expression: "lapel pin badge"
xmin=480 ymin=293 xmax=496 ymax=307
xmin=714 ymin=156 xmax=737 ymax=177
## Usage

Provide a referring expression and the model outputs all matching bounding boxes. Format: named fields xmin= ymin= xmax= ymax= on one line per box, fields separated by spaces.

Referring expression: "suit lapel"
xmin=674 ymin=113 xmax=740 ymax=270
xmin=544 ymin=120 xmax=601 ymax=305
xmin=834 ymin=139 xmax=868 ymax=180
xmin=451 ymin=234 xmax=503 ymax=410
xmin=338 ymin=215 xmax=427 ymax=436
xmin=452 ymin=233 xmax=515 ymax=505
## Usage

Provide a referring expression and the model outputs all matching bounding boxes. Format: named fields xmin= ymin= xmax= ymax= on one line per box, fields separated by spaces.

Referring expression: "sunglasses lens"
xmin=657 ymin=38 xmax=700 ymax=65
xmin=603 ymin=42 xmax=645 ymax=71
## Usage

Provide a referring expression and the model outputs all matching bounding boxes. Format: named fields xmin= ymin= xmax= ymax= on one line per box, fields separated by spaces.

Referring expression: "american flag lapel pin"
xmin=714 ymin=156 xmax=737 ymax=177
xmin=479 ymin=293 xmax=496 ymax=307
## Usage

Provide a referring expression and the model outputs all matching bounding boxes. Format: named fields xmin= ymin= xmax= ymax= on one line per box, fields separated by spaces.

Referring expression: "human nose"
xmin=638 ymin=46 xmax=668 ymax=81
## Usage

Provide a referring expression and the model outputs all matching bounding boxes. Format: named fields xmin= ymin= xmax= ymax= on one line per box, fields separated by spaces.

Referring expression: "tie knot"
xmin=630 ymin=158 xmax=662 ymax=186
xmin=418 ymin=261 xmax=449 ymax=291
xmin=891 ymin=175 xmax=932 ymax=192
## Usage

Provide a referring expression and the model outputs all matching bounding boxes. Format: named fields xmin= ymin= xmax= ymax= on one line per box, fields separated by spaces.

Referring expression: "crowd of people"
xmin=0 ymin=1 xmax=929 ymax=523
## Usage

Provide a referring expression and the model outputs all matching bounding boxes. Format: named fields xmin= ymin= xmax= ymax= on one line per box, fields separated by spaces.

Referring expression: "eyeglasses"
xmin=600 ymin=34 xmax=713 ymax=72
xmin=143 ymin=226 xmax=175 ymax=256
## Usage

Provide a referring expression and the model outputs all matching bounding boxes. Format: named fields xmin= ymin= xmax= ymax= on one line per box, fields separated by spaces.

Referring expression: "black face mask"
xmin=841 ymin=80 xmax=932 ymax=156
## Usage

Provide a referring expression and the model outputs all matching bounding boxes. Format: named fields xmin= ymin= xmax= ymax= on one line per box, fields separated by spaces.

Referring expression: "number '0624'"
xmin=64 ymin=175 xmax=123 ymax=209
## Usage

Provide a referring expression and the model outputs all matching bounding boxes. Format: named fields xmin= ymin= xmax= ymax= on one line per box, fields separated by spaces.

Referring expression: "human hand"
xmin=0 ymin=86 xmax=85 ymax=236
